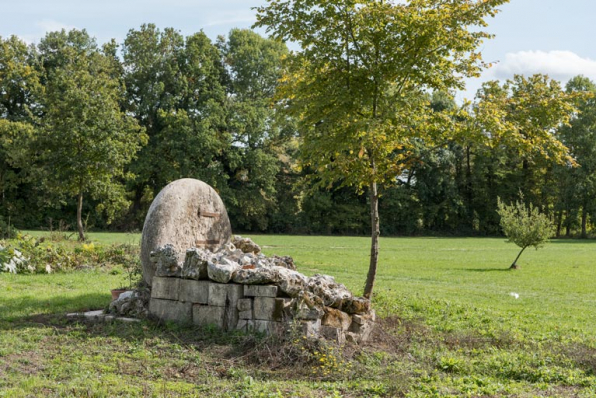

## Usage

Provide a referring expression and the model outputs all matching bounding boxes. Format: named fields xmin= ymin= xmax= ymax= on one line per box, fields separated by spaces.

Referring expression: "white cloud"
xmin=458 ymin=50 xmax=596 ymax=103
xmin=491 ymin=50 xmax=596 ymax=82
xmin=37 ymin=19 xmax=77 ymax=34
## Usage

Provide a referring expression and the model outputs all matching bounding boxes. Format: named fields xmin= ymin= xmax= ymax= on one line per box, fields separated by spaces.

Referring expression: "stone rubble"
xmin=231 ymin=235 xmax=262 ymax=255
xmin=108 ymin=284 xmax=151 ymax=318
xmin=145 ymin=236 xmax=375 ymax=344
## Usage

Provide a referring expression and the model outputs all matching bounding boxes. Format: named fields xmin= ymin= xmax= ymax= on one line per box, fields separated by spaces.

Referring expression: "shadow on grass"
xmin=0 ymin=292 xmax=109 ymax=325
xmin=0 ymin=291 xmax=261 ymax=355
xmin=459 ymin=268 xmax=510 ymax=272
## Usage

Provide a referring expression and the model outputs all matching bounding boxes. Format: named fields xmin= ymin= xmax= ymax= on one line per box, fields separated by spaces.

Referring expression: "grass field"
xmin=1 ymin=233 xmax=595 ymax=397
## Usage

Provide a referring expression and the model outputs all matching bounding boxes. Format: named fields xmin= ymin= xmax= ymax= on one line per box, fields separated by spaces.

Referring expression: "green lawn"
xmin=1 ymin=234 xmax=595 ymax=397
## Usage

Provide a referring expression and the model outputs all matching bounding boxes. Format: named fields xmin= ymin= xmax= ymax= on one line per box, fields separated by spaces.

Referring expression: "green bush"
xmin=0 ymin=234 xmax=141 ymax=279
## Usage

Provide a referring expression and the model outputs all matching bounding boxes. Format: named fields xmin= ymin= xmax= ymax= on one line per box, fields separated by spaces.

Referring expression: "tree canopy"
xmin=255 ymin=0 xmax=509 ymax=297
xmin=1 ymin=24 xmax=596 ymax=242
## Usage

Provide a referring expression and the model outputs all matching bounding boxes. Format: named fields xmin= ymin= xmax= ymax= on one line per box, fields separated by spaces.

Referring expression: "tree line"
xmin=0 ymin=25 xmax=595 ymax=239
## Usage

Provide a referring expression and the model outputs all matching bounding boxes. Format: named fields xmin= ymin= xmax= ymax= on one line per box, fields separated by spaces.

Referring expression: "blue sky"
xmin=1 ymin=0 xmax=595 ymax=101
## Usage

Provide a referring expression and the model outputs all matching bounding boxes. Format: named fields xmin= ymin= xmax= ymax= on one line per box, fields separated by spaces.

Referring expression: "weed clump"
xmin=240 ymin=323 xmax=355 ymax=381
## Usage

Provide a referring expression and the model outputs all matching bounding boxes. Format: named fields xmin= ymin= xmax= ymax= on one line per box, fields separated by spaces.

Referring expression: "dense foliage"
xmin=0 ymin=22 xmax=595 ymax=239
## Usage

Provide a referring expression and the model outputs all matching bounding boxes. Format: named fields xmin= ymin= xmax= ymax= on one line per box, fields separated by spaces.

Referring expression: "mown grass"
xmin=1 ymin=233 xmax=595 ymax=397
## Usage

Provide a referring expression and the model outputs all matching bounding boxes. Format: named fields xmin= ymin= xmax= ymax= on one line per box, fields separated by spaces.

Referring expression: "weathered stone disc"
xmin=140 ymin=178 xmax=232 ymax=285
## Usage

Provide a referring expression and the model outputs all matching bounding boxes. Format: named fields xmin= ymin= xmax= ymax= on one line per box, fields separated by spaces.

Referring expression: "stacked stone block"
xmin=149 ymin=277 xmax=290 ymax=333
xmin=149 ymin=275 xmax=374 ymax=343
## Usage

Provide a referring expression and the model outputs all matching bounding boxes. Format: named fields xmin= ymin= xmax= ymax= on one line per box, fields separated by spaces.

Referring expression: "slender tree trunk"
xmin=565 ymin=209 xmax=571 ymax=238
xmin=465 ymin=146 xmax=473 ymax=226
xmin=556 ymin=210 xmax=562 ymax=238
xmin=363 ymin=178 xmax=380 ymax=299
xmin=510 ymin=246 xmax=527 ymax=269
xmin=581 ymin=204 xmax=588 ymax=239
xmin=77 ymin=191 xmax=85 ymax=241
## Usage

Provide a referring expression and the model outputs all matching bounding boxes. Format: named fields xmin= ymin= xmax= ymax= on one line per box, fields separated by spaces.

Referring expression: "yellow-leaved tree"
xmin=255 ymin=0 xmax=509 ymax=298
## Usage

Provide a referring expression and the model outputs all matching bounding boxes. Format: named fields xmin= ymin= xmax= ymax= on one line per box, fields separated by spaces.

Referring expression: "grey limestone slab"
xmin=151 ymin=277 xmax=180 ymax=300
xmin=149 ymin=298 xmax=192 ymax=323
xmin=178 ymin=279 xmax=210 ymax=304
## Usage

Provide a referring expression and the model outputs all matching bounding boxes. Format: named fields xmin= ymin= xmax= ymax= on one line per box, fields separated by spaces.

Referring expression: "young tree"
xmin=34 ymin=30 xmax=146 ymax=241
xmin=255 ymin=0 xmax=508 ymax=298
xmin=496 ymin=197 xmax=554 ymax=269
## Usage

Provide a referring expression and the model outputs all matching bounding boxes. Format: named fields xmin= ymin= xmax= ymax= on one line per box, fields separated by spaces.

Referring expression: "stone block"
xmin=237 ymin=298 xmax=252 ymax=312
xmin=320 ymin=325 xmax=346 ymax=345
xmin=341 ymin=297 xmax=370 ymax=314
xmin=275 ymin=267 xmax=308 ymax=296
xmin=253 ymin=297 xmax=287 ymax=321
xmin=244 ymin=285 xmax=278 ymax=298
xmin=349 ymin=318 xmax=375 ymax=342
xmin=232 ymin=236 xmax=261 ymax=254
xmin=232 ymin=267 xmax=276 ymax=285
xmin=181 ymin=248 xmax=210 ymax=280
xmin=151 ymin=277 xmax=180 ymax=300
xmin=208 ymin=283 xmax=244 ymax=307
xmin=345 ymin=332 xmax=359 ymax=344
xmin=352 ymin=314 xmax=365 ymax=325
xmin=179 ymin=279 xmax=210 ymax=304
xmin=208 ymin=283 xmax=227 ymax=306
xmin=352 ymin=310 xmax=376 ymax=325
xmin=236 ymin=319 xmax=255 ymax=332
xmin=322 ymin=307 xmax=352 ymax=331
xmin=254 ymin=320 xmax=284 ymax=335
xmin=149 ymin=298 xmax=192 ymax=323
xmin=294 ymin=303 xmax=323 ymax=320
xmin=152 ymin=244 xmax=182 ymax=278
xmin=300 ymin=319 xmax=321 ymax=338
xmin=226 ymin=283 xmax=244 ymax=306
xmin=208 ymin=259 xmax=239 ymax=284
xmin=281 ymin=298 xmax=294 ymax=318
xmin=239 ymin=310 xmax=253 ymax=320
xmin=226 ymin=309 xmax=239 ymax=331
xmin=349 ymin=310 xmax=375 ymax=342
xmin=192 ymin=304 xmax=225 ymax=329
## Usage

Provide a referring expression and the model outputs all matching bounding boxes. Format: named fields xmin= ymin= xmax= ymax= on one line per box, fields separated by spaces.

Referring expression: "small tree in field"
xmin=497 ymin=198 xmax=554 ymax=270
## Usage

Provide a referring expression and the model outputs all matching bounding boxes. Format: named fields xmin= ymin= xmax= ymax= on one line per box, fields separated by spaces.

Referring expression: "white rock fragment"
xmin=151 ymin=244 xmax=181 ymax=277
xmin=207 ymin=259 xmax=239 ymax=284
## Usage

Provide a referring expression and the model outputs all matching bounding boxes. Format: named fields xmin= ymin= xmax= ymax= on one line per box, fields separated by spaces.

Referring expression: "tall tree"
xmin=122 ymin=25 xmax=189 ymax=223
xmin=0 ymin=36 xmax=41 ymax=226
xmin=555 ymin=76 xmax=596 ymax=237
xmin=219 ymin=28 xmax=290 ymax=230
xmin=255 ymin=0 xmax=508 ymax=298
xmin=33 ymin=30 xmax=146 ymax=240
xmin=468 ymin=74 xmax=577 ymax=233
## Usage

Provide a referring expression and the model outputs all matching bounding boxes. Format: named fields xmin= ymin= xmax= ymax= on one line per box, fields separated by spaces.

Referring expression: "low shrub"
xmin=0 ymin=233 xmax=141 ymax=280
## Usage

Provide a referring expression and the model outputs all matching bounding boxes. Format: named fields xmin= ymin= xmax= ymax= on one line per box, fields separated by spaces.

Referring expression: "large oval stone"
xmin=140 ymin=179 xmax=232 ymax=285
